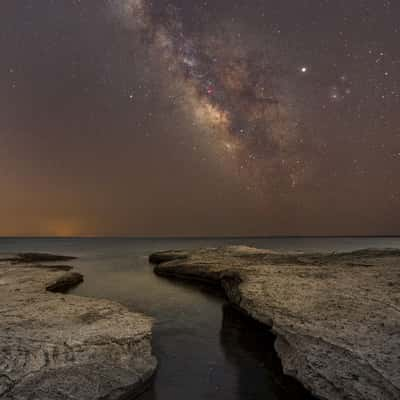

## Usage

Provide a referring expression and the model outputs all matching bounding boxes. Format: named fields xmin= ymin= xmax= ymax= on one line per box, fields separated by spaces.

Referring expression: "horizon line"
xmin=0 ymin=235 xmax=399 ymax=239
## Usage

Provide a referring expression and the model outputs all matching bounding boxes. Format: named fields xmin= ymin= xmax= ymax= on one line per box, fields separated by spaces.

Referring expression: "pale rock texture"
xmin=0 ymin=258 xmax=156 ymax=400
xmin=150 ymin=246 xmax=400 ymax=400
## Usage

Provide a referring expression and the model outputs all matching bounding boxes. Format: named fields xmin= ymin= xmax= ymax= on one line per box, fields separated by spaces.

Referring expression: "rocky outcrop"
xmin=0 ymin=253 xmax=77 ymax=264
xmin=0 ymin=255 xmax=157 ymax=400
xmin=148 ymin=249 xmax=189 ymax=264
xmin=45 ymin=271 xmax=84 ymax=293
xmin=150 ymin=245 xmax=400 ymax=400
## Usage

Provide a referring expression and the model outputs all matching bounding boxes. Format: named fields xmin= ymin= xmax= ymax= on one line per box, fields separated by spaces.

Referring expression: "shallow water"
xmin=1 ymin=237 xmax=399 ymax=399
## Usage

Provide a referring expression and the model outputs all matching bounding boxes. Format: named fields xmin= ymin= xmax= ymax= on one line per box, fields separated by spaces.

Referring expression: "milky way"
xmin=1 ymin=0 xmax=399 ymax=235
xmin=112 ymin=0 xmax=311 ymax=192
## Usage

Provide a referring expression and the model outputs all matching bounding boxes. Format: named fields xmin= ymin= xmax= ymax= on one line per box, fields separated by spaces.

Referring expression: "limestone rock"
xmin=150 ymin=246 xmax=400 ymax=400
xmin=46 ymin=271 xmax=84 ymax=293
xmin=0 ymin=258 xmax=156 ymax=400
xmin=0 ymin=253 xmax=77 ymax=265
xmin=148 ymin=249 xmax=189 ymax=264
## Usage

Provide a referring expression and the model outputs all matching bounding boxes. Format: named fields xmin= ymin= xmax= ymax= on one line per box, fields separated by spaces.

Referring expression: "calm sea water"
xmin=1 ymin=237 xmax=399 ymax=400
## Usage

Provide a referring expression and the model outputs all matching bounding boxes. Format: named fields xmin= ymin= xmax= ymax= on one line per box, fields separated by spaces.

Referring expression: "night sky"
xmin=1 ymin=0 xmax=399 ymax=236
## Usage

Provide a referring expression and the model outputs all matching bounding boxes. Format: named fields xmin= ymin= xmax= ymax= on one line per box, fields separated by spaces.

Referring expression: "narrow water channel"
xmin=66 ymin=240 xmax=312 ymax=399
xmin=3 ymin=237 xmax=397 ymax=399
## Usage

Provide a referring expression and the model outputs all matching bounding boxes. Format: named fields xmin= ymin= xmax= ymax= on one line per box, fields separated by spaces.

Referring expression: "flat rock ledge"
xmin=150 ymin=246 xmax=400 ymax=400
xmin=0 ymin=255 xmax=157 ymax=400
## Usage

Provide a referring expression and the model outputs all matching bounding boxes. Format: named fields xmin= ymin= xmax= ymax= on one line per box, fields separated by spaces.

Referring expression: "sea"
xmin=1 ymin=236 xmax=399 ymax=400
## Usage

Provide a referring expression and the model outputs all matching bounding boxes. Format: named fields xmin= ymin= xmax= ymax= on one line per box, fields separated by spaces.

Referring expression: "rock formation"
xmin=150 ymin=246 xmax=400 ymax=400
xmin=0 ymin=255 xmax=156 ymax=400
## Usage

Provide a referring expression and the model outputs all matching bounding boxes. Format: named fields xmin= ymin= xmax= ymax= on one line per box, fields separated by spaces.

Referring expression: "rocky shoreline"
xmin=150 ymin=246 xmax=400 ymax=400
xmin=0 ymin=254 xmax=156 ymax=400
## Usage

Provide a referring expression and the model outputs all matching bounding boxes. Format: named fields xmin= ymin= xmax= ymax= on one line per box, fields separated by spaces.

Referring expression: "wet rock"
xmin=0 ymin=253 xmax=76 ymax=264
xmin=150 ymin=246 xmax=400 ymax=400
xmin=148 ymin=249 xmax=189 ymax=264
xmin=0 ymin=256 xmax=157 ymax=400
xmin=46 ymin=271 xmax=84 ymax=293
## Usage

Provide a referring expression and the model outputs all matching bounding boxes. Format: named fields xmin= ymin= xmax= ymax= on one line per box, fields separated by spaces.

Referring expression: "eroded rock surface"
xmin=150 ymin=246 xmax=400 ymax=400
xmin=0 ymin=255 xmax=156 ymax=400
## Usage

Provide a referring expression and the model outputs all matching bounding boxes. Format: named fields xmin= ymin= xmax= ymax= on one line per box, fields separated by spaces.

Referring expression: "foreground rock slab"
xmin=150 ymin=246 xmax=400 ymax=400
xmin=0 ymin=256 xmax=156 ymax=400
